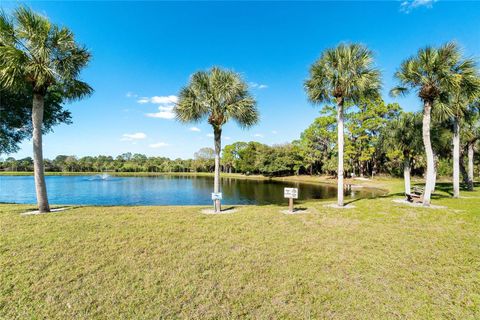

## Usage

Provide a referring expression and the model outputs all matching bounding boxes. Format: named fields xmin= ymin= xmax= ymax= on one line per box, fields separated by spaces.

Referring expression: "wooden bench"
xmin=406 ymin=186 xmax=424 ymax=203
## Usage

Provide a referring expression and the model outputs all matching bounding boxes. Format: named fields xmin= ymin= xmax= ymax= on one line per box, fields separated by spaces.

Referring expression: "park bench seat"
xmin=405 ymin=186 xmax=424 ymax=203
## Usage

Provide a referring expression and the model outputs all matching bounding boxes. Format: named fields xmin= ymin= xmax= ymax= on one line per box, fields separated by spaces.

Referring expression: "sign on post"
xmin=284 ymin=188 xmax=298 ymax=199
xmin=211 ymin=192 xmax=223 ymax=201
xmin=284 ymin=188 xmax=298 ymax=213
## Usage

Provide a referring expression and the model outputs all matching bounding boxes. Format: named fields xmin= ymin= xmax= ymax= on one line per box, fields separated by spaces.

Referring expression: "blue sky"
xmin=4 ymin=0 xmax=480 ymax=160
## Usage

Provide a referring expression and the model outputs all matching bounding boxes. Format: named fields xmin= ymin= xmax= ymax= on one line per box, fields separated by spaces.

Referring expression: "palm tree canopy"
xmin=462 ymin=105 xmax=480 ymax=144
xmin=0 ymin=7 xmax=92 ymax=99
xmin=305 ymin=43 xmax=382 ymax=104
xmin=174 ymin=67 xmax=259 ymax=129
xmin=383 ymin=112 xmax=423 ymax=155
xmin=390 ymin=42 xmax=478 ymax=103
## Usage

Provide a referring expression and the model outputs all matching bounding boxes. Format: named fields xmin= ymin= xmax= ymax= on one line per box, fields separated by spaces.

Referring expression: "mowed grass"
xmin=1 ymin=182 xmax=479 ymax=319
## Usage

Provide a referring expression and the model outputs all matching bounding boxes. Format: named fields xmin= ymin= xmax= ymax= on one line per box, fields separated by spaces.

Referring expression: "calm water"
xmin=0 ymin=175 xmax=382 ymax=206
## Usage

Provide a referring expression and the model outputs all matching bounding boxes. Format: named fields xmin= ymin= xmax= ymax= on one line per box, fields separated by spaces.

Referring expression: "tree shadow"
xmin=344 ymin=198 xmax=364 ymax=205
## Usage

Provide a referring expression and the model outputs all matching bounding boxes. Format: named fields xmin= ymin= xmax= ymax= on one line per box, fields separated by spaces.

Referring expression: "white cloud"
xmin=149 ymin=142 xmax=169 ymax=148
xmin=271 ymin=130 xmax=278 ymax=134
xmin=190 ymin=127 xmax=201 ymax=132
xmin=126 ymin=92 xmax=138 ymax=98
xmin=254 ymin=133 xmax=264 ymax=138
xmin=151 ymin=95 xmax=178 ymax=104
xmin=137 ymin=95 xmax=178 ymax=104
xmin=206 ymin=133 xmax=214 ymax=138
xmin=400 ymin=0 xmax=436 ymax=13
xmin=137 ymin=97 xmax=150 ymax=104
xmin=249 ymin=82 xmax=268 ymax=90
xmin=121 ymin=132 xmax=147 ymax=141
xmin=224 ymin=136 xmax=231 ymax=140
xmin=140 ymin=95 xmax=178 ymax=120
xmin=145 ymin=105 xmax=175 ymax=119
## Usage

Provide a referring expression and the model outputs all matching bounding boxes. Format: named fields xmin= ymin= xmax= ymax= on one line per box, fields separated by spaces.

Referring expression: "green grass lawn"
xmin=1 ymin=181 xmax=479 ymax=319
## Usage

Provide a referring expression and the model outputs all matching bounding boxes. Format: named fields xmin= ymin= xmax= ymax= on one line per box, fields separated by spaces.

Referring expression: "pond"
xmin=0 ymin=175 xmax=383 ymax=206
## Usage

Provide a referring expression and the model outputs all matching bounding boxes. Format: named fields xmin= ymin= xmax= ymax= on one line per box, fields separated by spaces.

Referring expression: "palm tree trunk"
xmin=460 ymin=149 xmax=469 ymax=185
xmin=32 ymin=93 xmax=50 ymax=213
xmin=452 ymin=117 xmax=460 ymax=198
xmin=213 ymin=127 xmax=222 ymax=212
xmin=336 ymin=98 xmax=344 ymax=207
xmin=403 ymin=156 xmax=411 ymax=195
xmin=467 ymin=142 xmax=474 ymax=191
xmin=422 ymin=100 xmax=434 ymax=206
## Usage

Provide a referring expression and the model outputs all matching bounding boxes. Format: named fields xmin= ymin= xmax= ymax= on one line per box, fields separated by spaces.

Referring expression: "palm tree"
xmin=383 ymin=112 xmax=423 ymax=194
xmin=462 ymin=108 xmax=480 ymax=190
xmin=445 ymin=80 xmax=479 ymax=197
xmin=0 ymin=7 xmax=92 ymax=212
xmin=174 ymin=67 xmax=258 ymax=212
xmin=391 ymin=42 xmax=470 ymax=206
xmin=305 ymin=43 xmax=381 ymax=207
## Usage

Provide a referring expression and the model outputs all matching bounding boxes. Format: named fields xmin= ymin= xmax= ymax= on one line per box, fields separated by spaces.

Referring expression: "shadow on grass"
xmin=345 ymin=198 xmax=364 ymax=205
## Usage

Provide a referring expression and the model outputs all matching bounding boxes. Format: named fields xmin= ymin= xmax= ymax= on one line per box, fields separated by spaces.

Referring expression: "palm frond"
xmin=174 ymin=67 xmax=259 ymax=129
xmin=305 ymin=43 xmax=381 ymax=107
xmin=0 ymin=6 xmax=92 ymax=97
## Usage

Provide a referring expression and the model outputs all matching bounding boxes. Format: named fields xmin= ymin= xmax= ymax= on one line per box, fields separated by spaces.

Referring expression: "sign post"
xmin=284 ymin=188 xmax=298 ymax=213
xmin=211 ymin=192 xmax=222 ymax=211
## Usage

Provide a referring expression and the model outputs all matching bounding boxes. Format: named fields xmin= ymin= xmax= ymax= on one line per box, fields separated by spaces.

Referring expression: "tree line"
xmin=2 ymin=95 xmax=478 ymax=186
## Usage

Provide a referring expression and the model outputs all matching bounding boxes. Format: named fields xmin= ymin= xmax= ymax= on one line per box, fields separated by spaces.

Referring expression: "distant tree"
xmin=382 ymin=112 xmax=423 ymax=194
xmin=305 ymin=43 xmax=381 ymax=206
xmin=193 ymin=147 xmax=215 ymax=172
xmin=175 ymin=67 xmax=259 ymax=212
xmin=298 ymin=107 xmax=337 ymax=175
xmin=0 ymin=7 xmax=92 ymax=212
xmin=347 ymin=98 xmax=401 ymax=177
xmin=391 ymin=42 xmax=474 ymax=205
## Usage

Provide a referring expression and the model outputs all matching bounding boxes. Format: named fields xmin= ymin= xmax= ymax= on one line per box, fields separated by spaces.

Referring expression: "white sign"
xmin=211 ymin=192 xmax=223 ymax=200
xmin=284 ymin=188 xmax=298 ymax=199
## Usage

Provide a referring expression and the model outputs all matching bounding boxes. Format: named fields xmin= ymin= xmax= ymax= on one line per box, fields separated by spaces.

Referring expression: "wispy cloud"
xmin=145 ymin=105 xmax=175 ymax=119
xmin=126 ymin=92 xmax=138 ymax=98
xmin=121 ymin=132 xmax=147 ymax=141
xmin=149 ymin=142 xmax=169 ymax=148
xmin=254 ymin=133 xmax=264 ymax=138
xmin=206 ymin=133 xmax=214 ymax=138
xmin=400 ymin=0 xmax=437 ymax=13
xmin=137 ymin=97 xmax=150 ymax=104
xmin=137 ymin=95 xmax=178 ymax=104
xmin=249 ymin=82 xmax=268 ymax=90
xmin=190 ymin=126 xmax=201 ymax=132
xmin=224 ymin=136 xmax=231 ymax=140
xmin=271 ymin=130 xmax=278 ymax=134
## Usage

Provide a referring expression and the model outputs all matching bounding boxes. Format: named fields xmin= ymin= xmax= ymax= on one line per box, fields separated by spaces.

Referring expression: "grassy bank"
xmin=1 ymin=181 xmax=479 ymax=318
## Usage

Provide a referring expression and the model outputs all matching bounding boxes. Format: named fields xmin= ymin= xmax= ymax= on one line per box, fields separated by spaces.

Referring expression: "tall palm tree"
xmin=462 ymin=108 xmax=480 ymax=191
xmin=383 ymin=112 xmax=423 ymax=194
xmin=445 ymin=79 xmax=479 ymax=197
xmin=0 ymin=7 xmax=92 ymax=212
xmin=391 ymin=42 xmax=470 ymax=206
xmin=305 ymin=43 xmax=381 ymax=207
xmin=174 ymin=67 xmax=258 ymax=212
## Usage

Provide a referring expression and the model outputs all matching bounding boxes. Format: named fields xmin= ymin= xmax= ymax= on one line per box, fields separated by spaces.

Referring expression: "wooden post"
xmin=289 ymin=198 xmax=294 ymax=213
